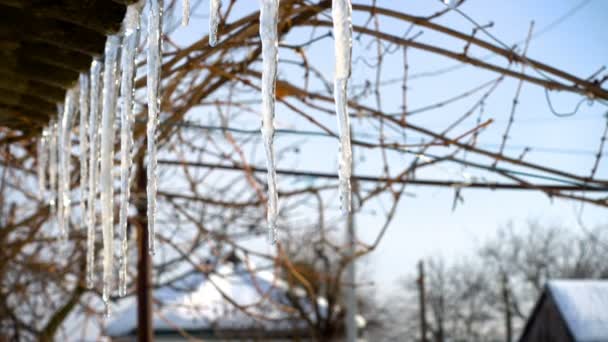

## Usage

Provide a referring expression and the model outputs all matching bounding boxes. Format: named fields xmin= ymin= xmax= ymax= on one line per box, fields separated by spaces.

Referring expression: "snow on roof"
xmin=106 ymin=261 xmax=365 ymax=337
xmin=547 ymin=280 xmax=608 ymax=342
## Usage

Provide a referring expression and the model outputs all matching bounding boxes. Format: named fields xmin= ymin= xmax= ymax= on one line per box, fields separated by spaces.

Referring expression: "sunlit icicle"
xmin=332 ymin=0 xmax=353 ymax=214
xmin=147 ymin=0 xmax=163 ymax=256
xmin=49 ymin=119 xmax=58 ymax=214
xmin=79 ymin=73 xmax=90 ymax=232
xmin=56 ymin=104 xmax=64 ymax=236
xmin=100 ymin=36 xmax=121 ymax=313
xmin=87 ymin=59 xmax=103 ymax=289
xmin=209 ymin=0 xmax=221 ymax=46
xmin=60 ymin=88 xmax=78 ymax=240
xmin=444 ymin=0 xmax=458 ymax=9
xmin=259 ymin=0 xmax=280 ymax=243
xmin=182 ymin=0 xmax=189 ymax=26
xmin=38 ymin=130 xmax=48 ymax=200
xmin=118 ymin=3 xmax=142 ymax=297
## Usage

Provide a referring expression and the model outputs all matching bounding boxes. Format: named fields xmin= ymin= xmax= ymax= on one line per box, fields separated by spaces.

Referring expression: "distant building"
xmin=519 ymin=280 xmax=608 ymax=342
xmin=106 ymin=259 xmax=366 ymax=341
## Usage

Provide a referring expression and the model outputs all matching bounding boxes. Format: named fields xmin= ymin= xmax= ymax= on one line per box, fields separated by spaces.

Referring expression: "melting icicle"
xmin=118 ymin=4 xmax=142 ymax=297
xmin=56 ymin=104 xmax=64 ymax=237
xmin=444 ymin=0 xmax=458 ymax=9
xmin=147 ymin=0 xmax=163 ymax=256
xmin=332 ymin=0 xmax=353 ymax=214
xmin=182 ymin=0 xmax=190 ymax=26
xmin=101 ymin=36 xmax=121 ymax=307
xmin=79 ymin=73 xmax=89 ymax=232
xmin=259 ymin=0 xmax=280 ymax=243
xmin=87 ymin=59 xmax=102 ymax=289
xmin=37 ymin=130 xmax=48 ymax=200
xmin=209 ymin=0 xmax=221 ymax=46
xmin=49 ymin=119 xmax=58 ymax=214
xmin=60 ymin=88 xmax=78 ymax=240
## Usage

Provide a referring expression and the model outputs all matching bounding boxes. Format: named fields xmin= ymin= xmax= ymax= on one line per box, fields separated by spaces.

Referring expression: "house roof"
xmin=106 ymin=261 xmax=366 ymax=338
xmin=547 ymin=280 xmax=608 ymax=342
xmin=0 ymin=0 xmax=136 ymax=132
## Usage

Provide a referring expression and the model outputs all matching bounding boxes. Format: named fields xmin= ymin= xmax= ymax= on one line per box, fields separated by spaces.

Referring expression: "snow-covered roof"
xmin=106 ymin=261 xmax=365 ymax=337
xmin=547 ymin=280 xmax=608 ymax=342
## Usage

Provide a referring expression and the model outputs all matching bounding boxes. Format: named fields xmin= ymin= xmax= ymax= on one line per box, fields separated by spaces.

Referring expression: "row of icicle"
xmin=35 ymin=0 xmax=353 ymax=315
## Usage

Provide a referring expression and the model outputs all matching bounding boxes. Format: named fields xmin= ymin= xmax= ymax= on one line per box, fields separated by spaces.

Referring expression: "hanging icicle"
xmin=182 ymin=0 xmax=190 ymax=26
xmin=332 ymin=0 xmax=353 ymax=214
xmin=209 ymin=0 xmax=221 ymax=46
xmin=49 ymin=119 xmax=58 ymax=214
xmin=259 ymin=0 xmax=280 ymax=243
xmin=56 ymin=104 xmax=65 ymax=237
xmin=100 ymin=35 xmax=121 ymax=314
xmin=79 ymin=73 xmax=90 ymax=232
xmin=118 ymin=3 xmax=142 ymax=297
xmin=147 ymin=0 xmax=163 ymax=256
xmin=444 ymin=0 xmax=458 ymax=9
xmin=61 ymin=88 xmax=78 ymax=240
xmin=87 ymin=59 xmax=103 ymax=289
xmin=37 ymin=129 xmax=48 ymax=200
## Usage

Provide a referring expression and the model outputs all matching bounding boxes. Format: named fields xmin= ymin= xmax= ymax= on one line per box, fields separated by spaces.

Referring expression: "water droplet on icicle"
xmin=259 ymin=0 xmax=280 ymax=243
xmin=147 ymin=0 xmax=163 ymax=256
xmin=332 ymin=0 xmax=353 ymax=214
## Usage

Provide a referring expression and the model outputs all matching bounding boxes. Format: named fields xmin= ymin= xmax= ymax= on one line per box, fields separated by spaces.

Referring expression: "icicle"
xmin=118 ymin=4 xmax=142 ymax=297
xmin=37 ymin=130 xmax=48 ymax=200
xmin=59 ymin=88 xmax=78 ymax=240
xmin=79 ymin=73 xmax=90 ymax=231
xmin=56 ymin=104 xmax=64 ymax=237
xmin=444 ymin=0 xmax=458 ymax=9
xmin=209 ymin=0 xmax=221 ymax=46
xmin=182 ymin=0 xmax=190 ymax=26
xmin=259 ymin=0 xmax=280 ymax=243
xmin=49 ymin=119 xmax=58 ymax=214
xmin=87 ymin=59 xmax=102 ymax=289
xmin=101 ymin=36 xmax=121 ymax=307
xmin=332 ymin=0 xmax=353 ymax=214
xmin=147 ymin=0 xmax=163 ymax=256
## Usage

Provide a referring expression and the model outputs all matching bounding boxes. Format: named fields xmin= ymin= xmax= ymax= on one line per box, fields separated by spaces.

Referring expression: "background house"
xmin=106 ymin=257 xmax=366 ymax=341
xmin=519 ymin=280 xmax=608 ymax=342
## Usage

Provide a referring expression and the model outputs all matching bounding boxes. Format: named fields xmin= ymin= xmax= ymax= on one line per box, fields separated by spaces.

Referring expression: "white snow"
xmin=259 ymin=0 xmax=280 ymax=244
xmin=548 ymin=280 xmax=608 ymax=341
xmin=100 ymin=35 xmax=121 ymax=310
xmin=209 ymin=0 xmax=221 ymax=46
xmin=106 ymin=261 xmax=365 ymax=337
xmin=87 ymin=59 xmax=103 ymax=289
xmin=332 ymin=0 xmax=353 ymax=214
xmin=147 ymin=0 xmax=163 ymax=256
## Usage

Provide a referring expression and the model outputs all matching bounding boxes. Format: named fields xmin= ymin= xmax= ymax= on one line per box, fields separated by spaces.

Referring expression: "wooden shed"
xmin=0 ymin=0 xmax=136 ymax=133
xmin=519 ymin=280 xmax=608 ymax=342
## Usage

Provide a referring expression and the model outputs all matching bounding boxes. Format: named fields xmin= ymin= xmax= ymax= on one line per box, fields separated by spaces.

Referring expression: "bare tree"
xmin=0 ymin=0 xmax=606 ymax=340
xmin=386 ymin=222 xmax=608 ymax=342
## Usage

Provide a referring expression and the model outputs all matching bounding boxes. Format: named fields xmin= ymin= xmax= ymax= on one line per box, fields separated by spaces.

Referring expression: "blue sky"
xmin=168 ymin=0 xmax=608 ymax=294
